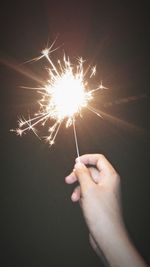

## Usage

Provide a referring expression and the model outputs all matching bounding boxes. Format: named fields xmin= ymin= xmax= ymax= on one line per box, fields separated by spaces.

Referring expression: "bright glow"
xmin=11 ymin=41 xmax=107 ymax=147
xmin=46 ymin=68 xmax=91 ymax=119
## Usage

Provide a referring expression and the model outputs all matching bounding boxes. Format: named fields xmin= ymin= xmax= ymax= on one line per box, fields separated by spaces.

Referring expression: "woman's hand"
xmin=65 ymin=154 xmax=147 ymax=267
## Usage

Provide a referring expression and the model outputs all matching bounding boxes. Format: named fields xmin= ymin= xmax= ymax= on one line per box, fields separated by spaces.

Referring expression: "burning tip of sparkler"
xmin=12 ymin=41 xmax=107 ymax=154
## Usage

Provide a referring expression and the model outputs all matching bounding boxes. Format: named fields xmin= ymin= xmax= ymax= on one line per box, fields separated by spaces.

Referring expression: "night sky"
xmin=0 ymin=1 xmax=150 ymax=266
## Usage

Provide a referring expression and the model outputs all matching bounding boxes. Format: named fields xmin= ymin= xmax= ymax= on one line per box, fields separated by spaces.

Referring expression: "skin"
xmin=65 ymin=154 xmax=147 ymax=267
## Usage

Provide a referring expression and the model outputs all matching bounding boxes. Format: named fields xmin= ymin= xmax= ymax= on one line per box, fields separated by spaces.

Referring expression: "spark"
xmin=12 ymin=42 xmax=106 ymax=154
xmin=90 ymin=66 xmax=96 ymax=77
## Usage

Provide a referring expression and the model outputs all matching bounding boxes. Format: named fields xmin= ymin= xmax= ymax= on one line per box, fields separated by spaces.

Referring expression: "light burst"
xmin=11 ymin=42 xmax=107 ymax=156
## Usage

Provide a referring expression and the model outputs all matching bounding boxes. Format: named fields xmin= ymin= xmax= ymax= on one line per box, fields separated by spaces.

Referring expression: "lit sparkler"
xmin=11 ymin=42 xmax=107 ymax=156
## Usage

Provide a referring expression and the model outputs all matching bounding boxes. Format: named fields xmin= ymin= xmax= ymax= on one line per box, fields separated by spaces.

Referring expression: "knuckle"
xmin=98 ymin=153 xmax=105 ymax=160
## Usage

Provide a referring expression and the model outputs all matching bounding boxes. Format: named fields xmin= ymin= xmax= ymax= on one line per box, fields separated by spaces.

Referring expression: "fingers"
xmin=71 ymin=185 xmax=81 ymax=202
xmin=88 ymin=167 xmax=101 ymax=183
xmin=65 ymin=166 xmax=100 ymax=185
xmin=78 ymin=154 xmax=116 ymax=175
xmin=74 ymin=162 xmax=94 ymax=193
xmin=66 ymin=166 xmax=99 ymax=203
xmin=65 ymin=154 xmax=118 ymax=202
xmin=65 ymin=162 xmax=95 ymax=190
xmin=65 ymin=171 xmax=77 ymax=184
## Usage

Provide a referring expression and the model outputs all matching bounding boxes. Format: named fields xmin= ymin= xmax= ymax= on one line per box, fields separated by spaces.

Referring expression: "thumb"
xmin=74 ymin=162 xmax=94 ymax=194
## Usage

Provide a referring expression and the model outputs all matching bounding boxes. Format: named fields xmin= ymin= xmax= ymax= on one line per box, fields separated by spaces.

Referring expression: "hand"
xmin=65 ymin=154 xmax=147 ymax=267
xmin=65 ymin=154 xmax=121 ymax=249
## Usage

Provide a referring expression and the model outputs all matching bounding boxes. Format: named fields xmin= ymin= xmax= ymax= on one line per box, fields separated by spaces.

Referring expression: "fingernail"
xmin=65 ymin=176 xmax=69 ymax=182
xmin=71 ymin=192 xmax=77 ymax=202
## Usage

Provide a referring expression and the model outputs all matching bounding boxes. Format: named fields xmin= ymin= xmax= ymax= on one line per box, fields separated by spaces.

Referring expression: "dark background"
xmin=0 ymin=1 xmax=150 ymax=266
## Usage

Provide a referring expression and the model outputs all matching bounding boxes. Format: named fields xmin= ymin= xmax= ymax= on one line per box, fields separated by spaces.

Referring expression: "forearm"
xmin=96 ymin=221 xmax=147 ymax=267
xmin=67 ymin=155 xmax=147 ymax=267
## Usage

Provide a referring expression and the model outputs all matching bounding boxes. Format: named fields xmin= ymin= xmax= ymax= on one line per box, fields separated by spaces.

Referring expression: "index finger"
xmin=77 ymin=154 xmax=116 ymax=174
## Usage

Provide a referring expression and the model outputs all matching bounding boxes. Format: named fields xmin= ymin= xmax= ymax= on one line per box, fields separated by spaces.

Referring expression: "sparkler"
xmin=11 ymin=41 xmax=107 ymax=157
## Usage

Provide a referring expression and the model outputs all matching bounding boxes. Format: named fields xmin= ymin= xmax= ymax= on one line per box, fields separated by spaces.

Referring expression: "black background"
xmin=0 ymin=1 xmax=150 ymax=266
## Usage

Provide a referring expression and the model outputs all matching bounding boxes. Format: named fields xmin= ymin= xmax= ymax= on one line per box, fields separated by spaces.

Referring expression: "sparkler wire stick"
xmin=72 ymin=118 xmax=80 ymax=159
